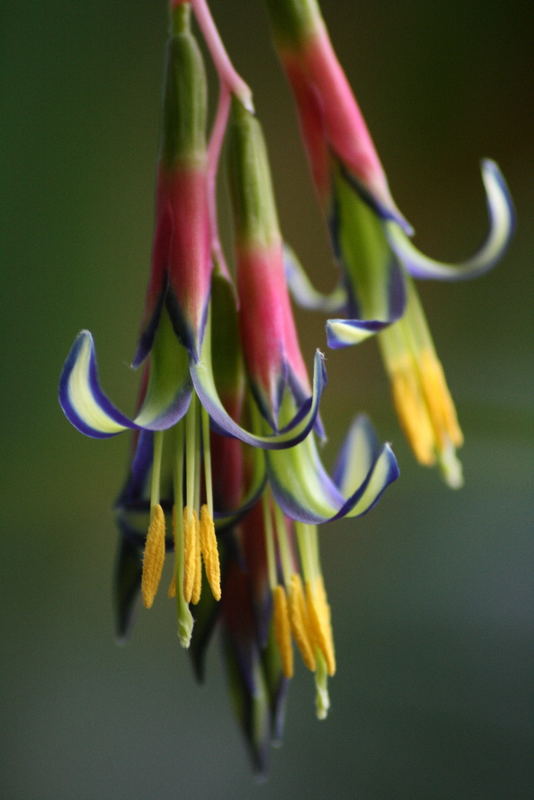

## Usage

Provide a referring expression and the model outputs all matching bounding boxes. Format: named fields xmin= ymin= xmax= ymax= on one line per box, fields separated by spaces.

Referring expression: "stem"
xmin=190 ymin=0 xmax=254 ymax=110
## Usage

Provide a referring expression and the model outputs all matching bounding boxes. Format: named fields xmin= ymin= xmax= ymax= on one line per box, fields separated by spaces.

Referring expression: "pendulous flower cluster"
xmin=59 ymin=0 xmax=513 ymax=774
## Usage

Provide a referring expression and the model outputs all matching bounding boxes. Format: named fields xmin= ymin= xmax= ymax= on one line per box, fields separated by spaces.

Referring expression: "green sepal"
xmin=332 ymin=162 xmax=393 ymax=320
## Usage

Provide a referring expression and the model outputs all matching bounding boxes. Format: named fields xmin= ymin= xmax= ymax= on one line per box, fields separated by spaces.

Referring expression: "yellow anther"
xmin=191 ymin=525 xmax=202 ymax=606
xmin=183 ymin=506 xmax=199 ymax=603
xmin=390 ymin=356 xmax=436 ymax=465
xmin=288 ymin=574 xmax=316 ymax=671
xmin=199 ymin=504 xmax=221 ymax=601
xmin=273 ymin=585 xmax=294 ymax=678
xmin=141 ymin=503 xmax=166 ymax=609
xmin=418 ymin=349 xmax=463 ymax=450
xmin=306 ymin=577 xmax=336 ymax=676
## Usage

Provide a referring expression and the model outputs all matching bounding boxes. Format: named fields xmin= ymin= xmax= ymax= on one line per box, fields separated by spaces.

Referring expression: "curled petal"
xmin=326 ymin=317 xmax=394 ymax=348
xmin=267 ymin=416 xmax=399 ymax=524
xmin=59 ymin=322 xmax=192 ymax=438
xmin=388 ymin=160 xmax=515 ymax=281
xmin=283 ymin=244 xmax=347 ymax=313
xmin=324 ymin=252 xmax=406 ymax=347
xmin=333 ymin=415 xmax=384 ymax=494
xmin=191 ymin=324 xmax=327 ymax=449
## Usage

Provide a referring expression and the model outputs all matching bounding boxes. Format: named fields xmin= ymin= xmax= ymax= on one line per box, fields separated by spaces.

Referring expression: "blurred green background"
xmin=2 ymin=1 xmax=532 ymax=798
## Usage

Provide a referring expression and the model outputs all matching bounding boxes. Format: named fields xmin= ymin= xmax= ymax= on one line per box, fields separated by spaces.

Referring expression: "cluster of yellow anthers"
xmin=262 ymin=496 xmax=336 ymax=718
xmin=379 ymin=282 xmax=464 ymax=488
xmin=389 ymin=349 xmax=463 ymax=469
xmin=273 ymin=573 xmax=335 ymax=692
xmin=141 ymin=502 xmax=221 ymax=609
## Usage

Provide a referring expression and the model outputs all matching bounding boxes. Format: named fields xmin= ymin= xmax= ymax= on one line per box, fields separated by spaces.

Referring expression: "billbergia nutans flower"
xmin=59 ymin=0 xmax=399 ymax=769
xmin=266 ymin=0 xmax=515 ymax=487
xmin=59 ymin=5 xmax=327 ymax=646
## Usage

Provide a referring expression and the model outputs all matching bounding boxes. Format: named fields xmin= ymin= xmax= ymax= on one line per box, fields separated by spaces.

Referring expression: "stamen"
xmin=418 ymin=349 xmax=464 ymax=449
xmin=199 ymin=504 xmax=221 ymax=601
xmin=185 ymin=395 xmax=198 ymax=512
xmin=387 ymin=277 xmax=464 ymax=476
xmin=141 ymin=503 xmax=166 ymax=609
xmin=183 ymin=506 xmax=199 ymax=603
xmin=141 ymin=431 xmax=166 ymax=608
xmin=273 ymin=584 xmax=294 ymax=678
xmin=171 ymin=422 xmax=194 ymax=648
xmin=191 ymin=514 xmax=203 ymax=606
xmin=390 ymin=355 xmax=436 ymax=465
xmin=201 ymin=406 xmax=214 ymax=516
xmin=288 ymin=574 xmax=316 ymax=671
xmin=306 ymin=577 xmax=336 ymax=677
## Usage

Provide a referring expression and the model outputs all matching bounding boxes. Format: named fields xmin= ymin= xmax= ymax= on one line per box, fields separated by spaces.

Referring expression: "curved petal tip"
xmin=388 ymin=159 xmax=515 ymax=281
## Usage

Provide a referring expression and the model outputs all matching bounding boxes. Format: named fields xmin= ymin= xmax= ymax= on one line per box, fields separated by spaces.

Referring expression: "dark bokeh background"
xmin=2 ymin=1 xmax=532 ymax=798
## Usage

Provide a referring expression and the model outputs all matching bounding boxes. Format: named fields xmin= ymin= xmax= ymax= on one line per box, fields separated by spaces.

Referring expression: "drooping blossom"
xmin=266 ymin=0 xmax=515 ymax=487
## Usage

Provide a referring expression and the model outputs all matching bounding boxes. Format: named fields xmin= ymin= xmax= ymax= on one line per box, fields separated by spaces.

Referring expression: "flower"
xmin=60 ymin=7 xmax=326 ymax=646
xmin=266 ymin=0 xmax=515 ymax=487
xmin=60 ymin=6 xmax=397 ymax=648
xmin=107 ymin=81 xmax=400 ymax=770
xmin=59 ymin=1 xmax=401 ymax=773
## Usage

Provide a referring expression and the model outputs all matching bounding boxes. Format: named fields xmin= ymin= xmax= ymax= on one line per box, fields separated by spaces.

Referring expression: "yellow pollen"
xmin=390 ymin=355 xmax=436 ymax=465
xmin=183 ymin=506 xmax=199 ymax=604
xmin=288 ymin=574 xmax=316 ymax=671
xmin=191 ymin=526 xmax=202 ymax=606
xmin=306 ymin=577 xmax=336 ymax=676
xmin=273 ymin=585 xmax=294 ymax=678
xmin=199 ymin=504 xmax=221 ymax=601
xmin=141 ymin=503 xmax=166 ymax=609
xmin=418 ymin=349 xmax=463 ymax=450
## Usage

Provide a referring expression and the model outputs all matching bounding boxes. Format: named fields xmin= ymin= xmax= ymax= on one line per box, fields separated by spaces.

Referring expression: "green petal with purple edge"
xmin=330 ymin=160 xmax=407 ymax=327
xmin=59 ymin=311 xmax=192 ymax=438
xmin=387 ymin=160 xmax=515 ymax=281
xmin=266 ymin=416 xmax=399 ymax=524
xmin=190 ymin=313 xmax=327 ymax=450
xmin=283 ymin=243 xmax=347 ymax=313
xmin=326 ymin=317 xmax=394 ymax=347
